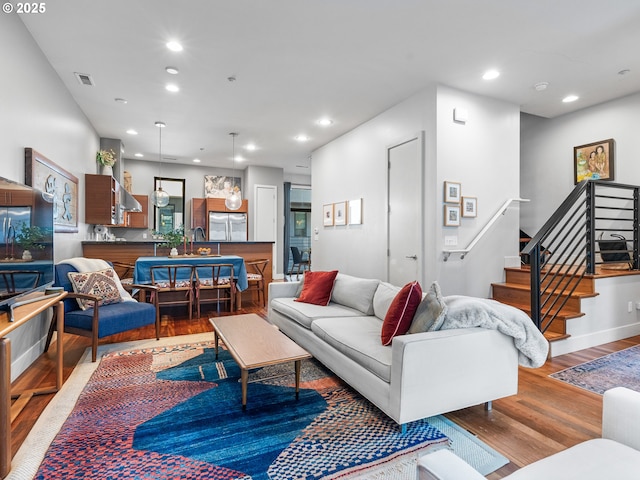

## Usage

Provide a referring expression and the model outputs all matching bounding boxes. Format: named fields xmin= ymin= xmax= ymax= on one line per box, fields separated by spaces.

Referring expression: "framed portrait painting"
xmin=25 ymin=148 xmax=79 ymax=233
xmin=574 ymin=139 xmax=614 ymax=184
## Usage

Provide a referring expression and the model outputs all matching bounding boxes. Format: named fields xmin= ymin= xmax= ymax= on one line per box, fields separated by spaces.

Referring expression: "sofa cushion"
xmin=271 ymin=297 xmax=363 ymax=329
xmin=311 ymin=316 xmax=392 ymax=383
xmin=330 ymin=273 xmax=380 ymax=315
xmin=408 ymin=281 xmax=448 ymax=334
xmin=67 ymin=268 xmax=123 ymax=310
xmin=295 ymin=270 xmax=338 ymax=305
xmin=373 ymin=282 xmax=401 ymax=320
xmin=381 ymin=281 xmax=422 ymax=345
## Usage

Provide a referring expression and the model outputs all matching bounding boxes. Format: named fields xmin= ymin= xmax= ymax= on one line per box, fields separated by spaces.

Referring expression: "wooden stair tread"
xmin=499 ymin=300 xmax=584 ymax=320
xmin=492 ymin=282 xmax=599 ymax=299
xmin=544 ymin=331 xmax=569 ymax=342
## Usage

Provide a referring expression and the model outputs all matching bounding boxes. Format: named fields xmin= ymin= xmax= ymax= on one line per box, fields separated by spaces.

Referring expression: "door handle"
xmin=405 ymin=254 xmax=418 ymax=260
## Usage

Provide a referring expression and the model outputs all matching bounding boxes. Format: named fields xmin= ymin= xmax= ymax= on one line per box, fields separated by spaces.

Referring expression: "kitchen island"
xmin=82 ymin=241 xmax=274 ymax=306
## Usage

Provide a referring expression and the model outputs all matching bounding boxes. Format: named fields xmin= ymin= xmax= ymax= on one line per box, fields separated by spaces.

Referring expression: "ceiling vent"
xmin=74 ymin=72 xmax=94 ymax=86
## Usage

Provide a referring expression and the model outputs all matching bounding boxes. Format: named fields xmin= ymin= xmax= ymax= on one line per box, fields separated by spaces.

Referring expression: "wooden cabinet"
xmin=85 ymin=174 xmax=120 ymax=225
xmin=206 ymin=198 xmax=248 ymax=213
xmin=121 ymin=195 xmax=148 ymax=228
xmin=0 ymin=190 xmax=34 ymax=206
xmin=190 ymin=198 xmax=206 ymax=229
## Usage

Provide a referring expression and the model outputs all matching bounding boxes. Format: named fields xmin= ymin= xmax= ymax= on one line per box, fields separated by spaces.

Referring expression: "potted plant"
xmin=153 ymin=226 xmax=185 ymax=256
xmin=15 ymin=222 xmax=46 ymax=260
xmin=96 ymin=149 xmax=117 ymax=176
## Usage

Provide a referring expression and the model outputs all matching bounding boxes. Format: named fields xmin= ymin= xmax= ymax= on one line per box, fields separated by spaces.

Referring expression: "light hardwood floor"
xmin=9 ymin=303 xmax=640 ymax=479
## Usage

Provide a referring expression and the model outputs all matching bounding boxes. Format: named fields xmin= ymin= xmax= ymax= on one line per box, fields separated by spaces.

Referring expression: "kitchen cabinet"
xmin=0 ymin=190 xmax=34 ymax=207
xmin=85 ymin=174 xmax=121 ymax=225
xmin=118 ymin=194 xmax=148 ymax=228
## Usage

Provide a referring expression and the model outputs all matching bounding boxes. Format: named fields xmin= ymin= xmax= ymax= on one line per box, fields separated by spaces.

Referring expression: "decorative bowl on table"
xmin=197 ymin=247 xmax=211 ymax=256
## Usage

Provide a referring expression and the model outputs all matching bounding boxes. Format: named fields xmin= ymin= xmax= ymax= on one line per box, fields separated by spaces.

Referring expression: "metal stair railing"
xmin=521 ymin=180 xmax=639 ymax=333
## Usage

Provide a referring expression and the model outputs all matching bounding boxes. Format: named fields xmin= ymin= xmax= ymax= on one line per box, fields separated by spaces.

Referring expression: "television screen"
xmin=0 ymin=176 xmax=54 ymax=311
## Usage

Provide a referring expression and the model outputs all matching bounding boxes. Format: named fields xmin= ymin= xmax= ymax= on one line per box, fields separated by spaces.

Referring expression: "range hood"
xmin=121 ymin=189 xmax=142 ymax=212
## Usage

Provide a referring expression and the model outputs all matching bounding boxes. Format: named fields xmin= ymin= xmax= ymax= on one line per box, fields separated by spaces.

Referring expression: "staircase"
xmin=492 ymin=266 xmax=599 ymax=342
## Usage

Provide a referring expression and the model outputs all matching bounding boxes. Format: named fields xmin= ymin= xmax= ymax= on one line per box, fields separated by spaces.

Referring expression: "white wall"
xmin=1 ymin=14 xmax=98 ymax=379
xmin=311 ymin=84 xmax=521 ymax=297
xmin=521 ymin=92 xmax=640 ymax=234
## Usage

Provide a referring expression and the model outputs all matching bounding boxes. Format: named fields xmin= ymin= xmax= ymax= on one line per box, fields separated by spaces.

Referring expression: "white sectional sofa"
xmin=417 ymin=387 xmax=640 ymax=479
xmin=267 ymin=273 xmax=521 ymax=430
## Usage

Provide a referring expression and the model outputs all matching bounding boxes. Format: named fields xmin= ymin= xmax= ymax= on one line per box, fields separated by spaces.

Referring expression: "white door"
xmin=388 ymin=134 xmax=423 ymax=286
xmin=254 ymin=185 xmax=277 ymax=241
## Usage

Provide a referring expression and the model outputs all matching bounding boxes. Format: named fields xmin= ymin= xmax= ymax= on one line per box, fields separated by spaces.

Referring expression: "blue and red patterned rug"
xmin=550 ymin=345 xmax=640 ymax=395
xmin=18 ymin=335 xmax=507 ymax=479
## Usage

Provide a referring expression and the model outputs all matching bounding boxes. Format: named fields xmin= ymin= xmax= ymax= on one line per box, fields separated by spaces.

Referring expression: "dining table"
xmin=133 ymin=255 xmax=248 ymax=291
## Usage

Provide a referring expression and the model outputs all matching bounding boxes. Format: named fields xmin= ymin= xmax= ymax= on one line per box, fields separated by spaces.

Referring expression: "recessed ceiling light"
xmin=562 ymin=95 xmax=579 ymax=103
xmin=165 ymin=66 xmax=179 ymax=75
xmin=316 ymin=118 xmax=333 ymax=127
xmin=295 ymin=134 xmax=310 ymax=142
xmin=234 ymin=155 xmax=245 ymax=162
xmin=134 ymin=153 xmax=144 ymax=157
xmin=245 ymin=143 xmax=257 ymax=151
xmin=126 ymin=129 xmax=138 ymax=135
xmin=165 ymin=83 xmax=180 ymax=93
xmin=166 ymin=41 xmax=183 ymax=52
xmin=533 ymin=82 xmax=549 ymax=91
xmin=114 ymin=97 xmax=128 ymax=104
xmin=482 ymin=69 xmax=500 ymax=80
xmin=193 ymin=158 xmax=201 ymax=163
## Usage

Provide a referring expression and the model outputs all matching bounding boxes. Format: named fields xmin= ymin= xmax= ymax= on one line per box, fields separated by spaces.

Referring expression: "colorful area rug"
xmin=10 ymin=334 xmax=507 ymax=479
xmin=550 ymin=345 xmax=640 ymax=394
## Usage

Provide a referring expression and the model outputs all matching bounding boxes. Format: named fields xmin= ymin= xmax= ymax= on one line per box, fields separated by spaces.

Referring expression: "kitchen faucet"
xmin=194 ymin=226 xmax=206 ymax=241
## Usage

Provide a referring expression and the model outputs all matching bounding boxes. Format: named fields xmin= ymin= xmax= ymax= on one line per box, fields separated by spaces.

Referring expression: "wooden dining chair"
xmin=111 ymin=261 xmax=135 ymax=285
xmin=244 ymin=259 xmax=269 ymax=306
xmin=149 ymin=265 xmax=195 ymax=320
xmin=194 ymin=264 xmax=235 ymax=317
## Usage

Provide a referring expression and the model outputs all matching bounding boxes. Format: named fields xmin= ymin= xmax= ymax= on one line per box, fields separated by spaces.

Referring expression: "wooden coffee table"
xmin=209 ymin=313 xmax=311 ymax=410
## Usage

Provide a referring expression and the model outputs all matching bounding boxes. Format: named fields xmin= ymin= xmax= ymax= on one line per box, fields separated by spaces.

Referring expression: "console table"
xmin=0 ymin=291 xmax=66 ymax=479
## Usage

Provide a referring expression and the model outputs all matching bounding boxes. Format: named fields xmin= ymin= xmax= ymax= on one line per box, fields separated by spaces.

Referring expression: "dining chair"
xmin=290 ymin=246 xmax=310 ymax=280
xmin=111 ymin=261 xmax=135 ymax=285
xmin=0 ymin=270 xmax=43 ymax=300
xmin=149 ymin=265 xmax=195 ymax=320
xmin=244 ymin=259 xmax=269 ymax=306
xmin=194 ymin=264 xmax=235 ymax=317
xmin=45 ymin=260 xmax=160 ymax=362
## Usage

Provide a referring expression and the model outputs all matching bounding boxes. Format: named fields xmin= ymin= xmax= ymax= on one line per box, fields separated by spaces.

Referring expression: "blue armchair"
xmin=44 ymin=262 xmax=160 ymax=362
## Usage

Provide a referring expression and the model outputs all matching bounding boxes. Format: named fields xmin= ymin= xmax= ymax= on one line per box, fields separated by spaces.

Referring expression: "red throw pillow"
xmin=381 ymin=281 xmax=422 ymax=346
xmin=295 ymin=270 xmax=339 ymax=306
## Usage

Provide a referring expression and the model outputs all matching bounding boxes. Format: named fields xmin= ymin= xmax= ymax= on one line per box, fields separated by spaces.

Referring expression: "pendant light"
xmin=225 ymin=132 xmax=242 ymax=210
xmin=151 ymin=121 xmax=170 ymax=207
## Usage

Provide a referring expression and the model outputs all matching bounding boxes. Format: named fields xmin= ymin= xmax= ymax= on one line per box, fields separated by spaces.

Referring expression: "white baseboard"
xmin=549 ymin=322 xmax=640 ymax=357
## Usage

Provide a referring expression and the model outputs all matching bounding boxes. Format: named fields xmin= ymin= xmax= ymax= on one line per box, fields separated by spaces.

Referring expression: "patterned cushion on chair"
xmin=247 ymin=273 xmax=263 ymax=280
xmin=155 ymin=280 xmax=192 ymax=289
xmin=67 ymin=268 xmax=123 ymax=310
xmin=199 ymin=277 xmax=233 ymax=286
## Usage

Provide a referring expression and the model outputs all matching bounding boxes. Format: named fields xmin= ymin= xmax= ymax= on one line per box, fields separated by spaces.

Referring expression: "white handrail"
xmin=443 ymin=198 xmax=530 ymax=261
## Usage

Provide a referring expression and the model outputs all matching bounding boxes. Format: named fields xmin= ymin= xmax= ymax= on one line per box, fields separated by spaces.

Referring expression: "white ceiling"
xmin=19 ymin=0 xmax=640 ymax=174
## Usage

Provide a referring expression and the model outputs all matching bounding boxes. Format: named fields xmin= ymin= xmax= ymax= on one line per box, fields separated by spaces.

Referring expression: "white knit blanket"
xmin=58 ymin=257 xmax=134 ymax=302
xmin=439 ymin=295 xmax=549 ymax=368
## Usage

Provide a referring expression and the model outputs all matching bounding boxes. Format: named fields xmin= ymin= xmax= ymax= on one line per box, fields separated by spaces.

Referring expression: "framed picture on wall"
xmin=348 ymin=198 xmax=362 ymax=225
xmin=334 ymin=201 xmax=347 ymax=225
xmin=25 ymin=148 xmax=79 ymax=233
xmin=461 ymin=196 xmax=477 ymax=217
xmin=323 ymin=204 xmax=334 ymax=226
xmin=444 ymin=181 xmax=461 ymax=203
xmin=574 ymin=138 xmax=614 ymax=184
xmin=444 ymin=204 xmax=461 ymax=227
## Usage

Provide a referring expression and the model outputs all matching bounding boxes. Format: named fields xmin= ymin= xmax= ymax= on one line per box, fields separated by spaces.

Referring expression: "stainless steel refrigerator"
xmin=0 ymin=206 xmax=31 ymax=256
xmin=208 ymin=212 xmax=247 ymax=241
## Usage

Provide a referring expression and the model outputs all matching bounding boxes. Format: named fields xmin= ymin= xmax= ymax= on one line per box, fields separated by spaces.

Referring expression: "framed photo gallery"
xmin=443 ymin=181 xmax=477 ymax=226
xmin=324 ymin=198 xmax=363 ymax=226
